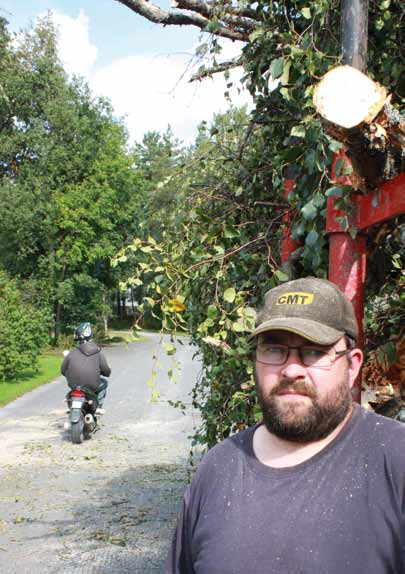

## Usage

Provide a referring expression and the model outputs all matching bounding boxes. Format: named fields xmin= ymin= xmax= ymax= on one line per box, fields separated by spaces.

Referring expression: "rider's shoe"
xmin=64 ymin=421 xmax=71 ymax=431
xmin=95 ymin=407 xmax=105 ymax=415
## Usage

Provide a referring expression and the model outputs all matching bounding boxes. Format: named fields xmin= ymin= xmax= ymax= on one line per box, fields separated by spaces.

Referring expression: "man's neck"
xmin=252 ymin=407 xmax=353 ymax=468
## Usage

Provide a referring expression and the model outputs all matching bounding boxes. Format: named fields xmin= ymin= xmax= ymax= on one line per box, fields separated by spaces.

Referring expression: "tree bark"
xmin=116 ymin=290 xmax=122 ymax=318
xmin=115 ymin=0 xmax=249 ymax=41
xmin=341 ymin=0 xmax=368 ymax=72
xmin=102 ymin=291 xmax=108 ymax=335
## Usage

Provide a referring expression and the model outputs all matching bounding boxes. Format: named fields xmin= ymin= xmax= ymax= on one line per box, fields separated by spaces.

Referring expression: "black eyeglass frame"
xmin=254 ymin=343 xmax=351 ymax=368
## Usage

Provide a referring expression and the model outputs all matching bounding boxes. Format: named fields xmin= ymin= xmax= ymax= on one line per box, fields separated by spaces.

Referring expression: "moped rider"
xmin=61 ymin=322 xmax=111 ymax=414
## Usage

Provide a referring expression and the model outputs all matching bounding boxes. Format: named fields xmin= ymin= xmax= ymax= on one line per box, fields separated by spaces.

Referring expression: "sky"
xmin=1 ymin=0 xmax=252 ymax=145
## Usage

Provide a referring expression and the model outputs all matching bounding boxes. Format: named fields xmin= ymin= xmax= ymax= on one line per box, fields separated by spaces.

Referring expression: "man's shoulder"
xmin=359 ymin=406 xmax=405 ymax=438
xmin=196 ymin=426 xmax=255 ymax=472
xmin=356 ymin=406 xmax=405 ymax=464
xmin=188 ymin=426 xmax=255 ymax=500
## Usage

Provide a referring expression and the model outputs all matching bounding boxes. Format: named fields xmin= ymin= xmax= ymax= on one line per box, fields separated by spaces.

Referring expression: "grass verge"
xmin=0 ymin=330 xmax=147 ymax=408
xmin=0 ymin=352 xmax=61 ymax=408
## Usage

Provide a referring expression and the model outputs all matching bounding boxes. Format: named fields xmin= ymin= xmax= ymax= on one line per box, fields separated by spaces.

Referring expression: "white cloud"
xmin=51 ymin=9 xmax=98 ymax=77
xmin=50 ymin=10 xmax=252 ymax=144
xmin=91 ymin=51 xmax=252 ymax=144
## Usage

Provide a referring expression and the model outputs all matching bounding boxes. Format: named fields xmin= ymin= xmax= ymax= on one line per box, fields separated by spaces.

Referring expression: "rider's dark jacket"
xmin=61 ymin=341 xmax=111 ymax=390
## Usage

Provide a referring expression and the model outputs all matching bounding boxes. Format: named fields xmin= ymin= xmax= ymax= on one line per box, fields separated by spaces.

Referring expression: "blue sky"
xmin=2 ymin=0 xmax=198 ymax=63
xmin=2 ymin=1 xmax=251 ymax=144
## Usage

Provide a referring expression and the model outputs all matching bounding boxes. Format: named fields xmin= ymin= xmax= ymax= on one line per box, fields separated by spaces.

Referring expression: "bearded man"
xmin=167 ymin=277 xmax=405 ymax=574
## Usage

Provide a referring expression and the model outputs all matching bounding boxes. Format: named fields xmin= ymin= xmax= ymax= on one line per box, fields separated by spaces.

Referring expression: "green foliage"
xmin=0 ymin=16 xmax=146 ymax=339
xmin=114 ymin=1 xmax=404 ymax=448
xmin=364 ymin=221 xmax=404 ymax=359
xmin=56 ymin=274 xmax=110 ymax=332
xmin=132 ymin=128 xmax=188 ymax=239
xmin=114 ymin=108 xmax=290 ymax=446
xmin=0 ymin=272 xmax=50 ymax=380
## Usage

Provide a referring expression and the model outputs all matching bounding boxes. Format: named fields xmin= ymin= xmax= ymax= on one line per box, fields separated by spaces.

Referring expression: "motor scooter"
xmin=64 ymin=386 xmax=101 ymax=444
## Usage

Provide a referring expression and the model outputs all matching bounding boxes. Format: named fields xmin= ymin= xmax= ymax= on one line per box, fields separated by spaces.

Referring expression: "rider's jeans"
xmin=96 ymin=377 xmax=108 ymax=407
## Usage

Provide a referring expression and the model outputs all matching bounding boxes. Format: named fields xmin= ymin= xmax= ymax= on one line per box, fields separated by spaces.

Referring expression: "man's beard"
xmin=255 ymin=373 xmax=352 ymax=443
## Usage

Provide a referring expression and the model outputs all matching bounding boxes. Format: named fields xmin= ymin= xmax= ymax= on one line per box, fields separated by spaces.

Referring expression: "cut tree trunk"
xmin=313 ymin=65 xmax=405 ymax=191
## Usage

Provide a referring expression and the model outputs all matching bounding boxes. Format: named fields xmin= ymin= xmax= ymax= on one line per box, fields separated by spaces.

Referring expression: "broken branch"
xmin=189 ymin=56 xmax=243 ymax=82
xmin=314 ymin=65 xmax=405 ymax=189
xmin=116 ymin=0 xmax=249 ymax=41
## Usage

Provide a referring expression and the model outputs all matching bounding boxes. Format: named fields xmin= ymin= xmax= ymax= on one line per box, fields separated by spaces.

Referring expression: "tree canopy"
xmin=113 ymin=0 xmax=404 ymax=446
xmin=0 ymin=15 xmax=146 ymax=346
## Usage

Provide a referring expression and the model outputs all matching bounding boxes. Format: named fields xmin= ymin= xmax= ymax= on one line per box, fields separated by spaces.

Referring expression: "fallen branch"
xmin=236 ymin=120 xmax=256 ymax=161
xmin=202 ymin=336 xmax=231 ymax=353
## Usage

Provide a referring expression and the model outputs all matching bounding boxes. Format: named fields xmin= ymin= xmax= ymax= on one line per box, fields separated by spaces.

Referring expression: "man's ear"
xmin=348 ymin=348 xmax=363 ymax=389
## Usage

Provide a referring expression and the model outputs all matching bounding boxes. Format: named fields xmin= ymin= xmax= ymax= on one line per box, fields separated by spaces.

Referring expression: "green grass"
xmin=102 ymin=329 xmax=143 ymax=345
xmin=0 ymin=330 xmax=150 ymax=409
xmin=0 ymin=352 xmax=62 ymax=408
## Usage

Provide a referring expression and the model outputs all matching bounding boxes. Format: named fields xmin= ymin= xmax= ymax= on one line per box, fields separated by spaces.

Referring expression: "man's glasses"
xmin=255 ymin=341 xmax=350 ymax=368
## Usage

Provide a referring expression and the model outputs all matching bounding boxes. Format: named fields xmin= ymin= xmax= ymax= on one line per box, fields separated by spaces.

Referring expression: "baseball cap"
xmin=252 ymin=277 xmax=358 ymax=345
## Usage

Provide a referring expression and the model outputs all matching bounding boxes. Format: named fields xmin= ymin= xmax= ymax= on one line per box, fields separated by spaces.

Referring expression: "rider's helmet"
xmin=74 ymin=322 xmax=93 ymax=343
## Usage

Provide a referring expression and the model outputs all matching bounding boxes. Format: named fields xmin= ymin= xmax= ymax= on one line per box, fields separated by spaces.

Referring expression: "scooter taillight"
xmin=71 ymin=389 xmax=85 ymax=398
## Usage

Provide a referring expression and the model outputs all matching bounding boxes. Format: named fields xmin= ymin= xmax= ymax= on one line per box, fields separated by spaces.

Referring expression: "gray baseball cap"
xmin=252 ymin=277 xmax=358 ymax=345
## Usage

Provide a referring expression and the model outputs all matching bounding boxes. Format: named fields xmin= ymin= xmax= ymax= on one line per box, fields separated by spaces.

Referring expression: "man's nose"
xmin=280 ymin=349 xmax=307 ymax=378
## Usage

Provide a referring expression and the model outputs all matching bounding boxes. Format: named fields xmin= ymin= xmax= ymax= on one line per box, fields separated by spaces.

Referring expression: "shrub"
xmin=0 ymin=272 xmax=50 ymax=380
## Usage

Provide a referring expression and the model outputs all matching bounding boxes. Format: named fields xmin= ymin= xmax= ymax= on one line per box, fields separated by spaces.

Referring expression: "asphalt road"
xmin=0 ymin=333 xmax=201 ymax=573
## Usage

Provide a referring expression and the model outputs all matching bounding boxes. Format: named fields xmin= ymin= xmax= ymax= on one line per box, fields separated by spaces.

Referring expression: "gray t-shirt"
xmin=167 ymin=405 xmax=405 ymax=574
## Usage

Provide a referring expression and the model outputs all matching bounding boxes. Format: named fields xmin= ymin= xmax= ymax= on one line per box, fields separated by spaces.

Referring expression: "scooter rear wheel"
xmin=71 ymin=416 xmax=84 ymax=444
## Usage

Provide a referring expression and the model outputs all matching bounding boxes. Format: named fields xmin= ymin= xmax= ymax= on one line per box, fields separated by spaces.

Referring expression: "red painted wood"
xmin=326 ymin=172 xmax=405 ymax=233
xmin=281 ymin=178 xmax=300 ymax=263
xmin=328 ymin=231 xmax=367 ymax=403
xmin=327 ymin=151 xmax=364 ymax=402
xmin=355 ymin=173 xmax=405 ymax=230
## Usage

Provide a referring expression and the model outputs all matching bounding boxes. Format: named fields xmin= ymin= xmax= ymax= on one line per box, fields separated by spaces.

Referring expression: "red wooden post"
xmin=327 ymin=228 xmax=367 ymax=351
xmin=328 ymin=231 xmax=367 ymax=396
xmin=326 ymin=151 xmax=405 ymax=401
xmin=326 ymin=153 xmax=366 ymax=402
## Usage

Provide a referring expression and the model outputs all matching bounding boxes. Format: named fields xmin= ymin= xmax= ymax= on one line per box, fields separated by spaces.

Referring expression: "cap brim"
xmin=251 ymin=317 xmax=345 ymax=345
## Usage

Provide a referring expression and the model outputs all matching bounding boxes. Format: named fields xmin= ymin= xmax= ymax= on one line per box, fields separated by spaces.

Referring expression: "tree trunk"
xmin=340 ymin=0 xmax=368 ymax=72
xmin=130 ymin=288 xmax=136 ymax=315
xmin=121 ymin=294 xmax=127 ymax=318
xmin=50 ymin=313 xmax=56 ymax=345
xmin=313 ymin=65 xmax=405 ymax=191
xmin=102 ymin=291 xmax=108 ymax=335
xmin=116 ymin=290 xmax=122 ymax=318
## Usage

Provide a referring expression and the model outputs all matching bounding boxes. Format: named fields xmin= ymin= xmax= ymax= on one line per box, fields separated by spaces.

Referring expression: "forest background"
xmin=0 ymin=0 xmax=403 ymax=448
